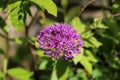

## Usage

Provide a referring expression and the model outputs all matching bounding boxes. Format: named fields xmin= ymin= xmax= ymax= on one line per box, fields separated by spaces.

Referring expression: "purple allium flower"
xmin=37 ymin=23 xmax=83 ymax=60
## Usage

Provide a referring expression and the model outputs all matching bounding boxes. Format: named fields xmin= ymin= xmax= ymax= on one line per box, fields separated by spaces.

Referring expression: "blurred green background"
xmin=0 ymin=0 xmax=120 ymax=80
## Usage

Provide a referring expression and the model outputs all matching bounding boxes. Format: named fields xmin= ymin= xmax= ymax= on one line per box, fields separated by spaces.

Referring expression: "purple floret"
xmin=37 ymin=23 xmax=83 ymax=60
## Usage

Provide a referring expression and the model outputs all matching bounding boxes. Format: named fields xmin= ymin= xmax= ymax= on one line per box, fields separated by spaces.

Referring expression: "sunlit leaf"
xmin=51 ymin=67 xmax=58 ymax=80
xmin=9 ymin=6 xmax=24 ymax=31
xmin=85 ymin=50 xmax=98 ymax=63
xmin=15 ymin=37 xmax=23 ymax=44
xmin=73 ymin=48 xmax=84 ymax=65
xmin=35 ymin=41 xmax=40 ymax=48
xmin=89 ymin=37 xmax=102 ymax=48
xmin=8 ymin=1 xmax=21 ymax=11
xmin=0 ymin=8 xmax=2 ymax=11
xmin=36 ymin=50 xmax=46 ymax=57
xmin=112 ymin=3 xmax=119 ymax=9
xmin=80 ymin=56 xmax=92 ymax=74
xmin=39 ymin=60 xmax=48 ymax=70
xmin=3 ymin=26 xmax=9 ymax=33
xmin=84 ymin=41 xmax=94 ymax=48
xmin=91 ymin=18 xmax=108 ymax=29
xmin=71 ymin=17 xmax=86 ymax=34
xmin=7 ymin=68 xmax=33 ymax=80
xmin=30 ymin=37 xmax=37 ymax=41
xmin=31 ymin=0 xmax=57 ymax=17
xmin=81 ymin=31 xmax=94 ymax=39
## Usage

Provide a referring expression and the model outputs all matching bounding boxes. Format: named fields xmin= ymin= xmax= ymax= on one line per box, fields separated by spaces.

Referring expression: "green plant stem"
xmin=3 ymin=35 xmax=9 ymax=80
xmin=3 ymin=58 xmax=7 ymax=80
xmin=50 ymin=60 xmax=58 ymax=80
xmin=53 ymin=60 xmax=57 ymax=72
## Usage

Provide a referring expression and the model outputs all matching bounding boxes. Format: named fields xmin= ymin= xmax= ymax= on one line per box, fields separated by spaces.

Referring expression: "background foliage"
xmin=0 ymin=0 xmax=120 ymax=80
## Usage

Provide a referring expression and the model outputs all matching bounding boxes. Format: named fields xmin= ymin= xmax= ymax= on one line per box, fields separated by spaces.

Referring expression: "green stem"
xmin=3 ymin=35 xmax=9 ymax=80
xmin=50 ymin=60 xmax=58 ymax=80
xmin=3 ymin=58 xmax=7 ymax=80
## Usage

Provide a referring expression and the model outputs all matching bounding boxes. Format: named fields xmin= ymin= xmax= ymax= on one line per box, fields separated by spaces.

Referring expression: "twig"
xmin=77 ymin=0 xmax=96 ymax=16
xmin=28 ymin=10 xmax=39 ymax=28
xmin=112 ymin=13 xmax=120 ymax=17
xmin=25 ymin=10 xmax=39 ymax=37
xmin=24 ymin=10 xmax=40 ymax=71
xmin=25 ymin=9 xmax=39 ymax=37
xmin=0 ymin=33 xmax=13 ymax=41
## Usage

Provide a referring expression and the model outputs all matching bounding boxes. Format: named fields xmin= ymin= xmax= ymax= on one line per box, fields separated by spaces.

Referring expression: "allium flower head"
xmin=37 ymin=23 xmax=83 ymax=60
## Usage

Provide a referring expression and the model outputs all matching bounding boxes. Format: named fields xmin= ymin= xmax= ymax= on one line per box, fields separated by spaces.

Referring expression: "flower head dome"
xmin=37 ymin=23 xmax=83 ymax=60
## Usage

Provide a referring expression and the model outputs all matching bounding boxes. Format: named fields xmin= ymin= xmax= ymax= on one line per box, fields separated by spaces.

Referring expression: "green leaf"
xmin=80 ymin=56 xmax=92 ymax=74
xmin=36 ymin=50 xmax=46 ymax=57
xmin=73 ymin=49 xmax=95 ymax=74
xmin=8 ymin=1 xmax=24 ymax=31
xmin=91 ymin=18 xmax=108 ymax=29
xmin=40 ymin=18 xmax=57 ymax=25
xmin=81 ymin=31 xmax=94 ymax=39
xmin=9 ymin=7 xmax=24 ymax=31
xmin=0 ymin=71 xmax=4 ymax=79
xmin=61 ymin=0 xmax=68 ymax=9
xmin=8 ymin=1 xmax=21 ymax=11
xmin=112 ymin=3 xmax=119 ymax=9
xmin=0 ymin=8 xmax=2 ymax=11
xmin=59 ymin=67 xmax=69 ymax=80
xmin=0 ymin=17 xmax=6 ymax=28
xmin=71 ymin=17 xmax=86 ymax=34
xmin=56 ymin=60 xmax=69 ymax=79
xmin=7 ymin=68 xmax=33 ymax=80
xmin=65 ymin=6 xmax=80 ymax=22
xmin=73 ymin=48 xmax=84 ymax=65
xmin=100 ymin=33 xmax=119 ymax=44
xmin=51 ymin=67 xmax=58 ymax=80
xmin=39 ymin=60 xmax=48 ymax=70
xmin=51 ymin=60 xmax=69 ymax=80
xmin=0 ymin=17 xmax=9 ymax=33
xmin=3 ymin=26 xmax=9 ymax=33
xmin=14 ymin=37 xmax=23 ymax=44
xmin=89 ymin=37 xmax=102 ymax=48
xmin=0 ymin=0 xmax=6 ymax=11
xmin=85 ymin=50 xmax=98 ymax=63
xmin=35 ymin=41 xmax=40 ymax=48
xmin=77 ymin=69 xmax=88 ymax=80
xmin=92 ymin=69 xmax=102 ymax=79
xmin=31 ymin=0 xmax=57 ymax=17
xmin=84 ymin=41 xmax=94 ymax=48
xmin=0 ymin=48 xmax=5 ymax=55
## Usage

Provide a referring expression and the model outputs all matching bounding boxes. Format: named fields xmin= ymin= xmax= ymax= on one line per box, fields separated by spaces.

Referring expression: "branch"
xmin=28 ymin=10 xmax=39 ymax=28
xmin=25 ymin=10 xmax=39 ymax=37
xmin=112 ymin=13 xmax=120 ymax=17
xmin=0 ymin=33 xmax=13 ymax=41
xmin=77 ymin=0 xmax=96 ymax=16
